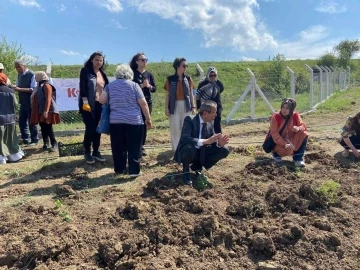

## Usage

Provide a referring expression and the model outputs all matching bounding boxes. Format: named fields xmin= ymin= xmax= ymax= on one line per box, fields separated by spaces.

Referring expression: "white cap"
xmin=0 ymin=63 xmax=4 ymax=69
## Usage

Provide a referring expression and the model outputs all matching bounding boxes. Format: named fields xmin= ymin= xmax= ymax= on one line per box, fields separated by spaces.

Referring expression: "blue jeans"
xmin=273 ymin=137 xmax=308 ymax=161
xmin=19 ymin=105 xmax=38 ymax=143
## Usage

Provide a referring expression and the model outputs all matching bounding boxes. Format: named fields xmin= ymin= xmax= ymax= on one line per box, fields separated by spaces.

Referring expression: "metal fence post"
xmin=315 ymin=65 xmax=323 ymax=103
xmin=286 ymin=66 xmax=295 ymax=99
xmin=305 ymin=64 xmax=314 ymax=110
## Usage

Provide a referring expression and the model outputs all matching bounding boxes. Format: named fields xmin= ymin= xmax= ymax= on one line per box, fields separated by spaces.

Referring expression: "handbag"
xmin=262 ymin=116 xmax=290 ymax=153
xmin=96 ymin=89 xmax=110 ymax=135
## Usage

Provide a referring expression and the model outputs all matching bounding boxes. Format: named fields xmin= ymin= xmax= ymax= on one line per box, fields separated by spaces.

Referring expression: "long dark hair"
xmin=84 ymin=51 xmax=105 ymax=70
xmin=172 ymin=57 xmax=186 ymax=72
xmin=129 ymin=52 xmax=145 ymax=71
xmin=351 ymin=112 xmax=360 ymax=132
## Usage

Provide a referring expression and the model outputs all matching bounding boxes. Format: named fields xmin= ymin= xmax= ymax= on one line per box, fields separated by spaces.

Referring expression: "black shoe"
xmin=92 ymin=151 xmax=106 ymax=162
xmin=183 ymin=173 xmax=192 ymax=186
xmin=49 ymin=143 xmax=58 ymax=152
xmin=42 ymin=144 xmax=49 ymax=151
xmin=84 ymin=153 xmax=95 ymax=164
xmin=190 ymin=163 xmax=202 ymax=173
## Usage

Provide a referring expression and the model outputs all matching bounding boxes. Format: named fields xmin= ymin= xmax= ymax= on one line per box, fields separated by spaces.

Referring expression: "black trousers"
xmin=339 ymin=136 xmax=360 ymax=149
xmin=214 ymin=111 xmax=222 ymax=134
xmin=141 ymin=103 xmax=152 ymax=146
xmin=109 ymin=123 xmax=143 ymax=174
xmin=39 ymin=122 xmax=56 ymax=146
xmin=181 ymin=143 xmax=230 ymax=172
xmin=81 ymin=102 xmax=102 ymax=154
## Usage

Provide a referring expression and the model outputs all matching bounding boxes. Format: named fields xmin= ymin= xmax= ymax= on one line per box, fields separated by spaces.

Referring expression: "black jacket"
xmin=196 ymin=79 xmax=224 ymax=112
xmin=174 ymin=114 xmax=215 ymax=163
xmin=0 ymin=84 xmax=16 ymax=125
xmin=132 ymin=70 xmax=156 ymax=104
xmin=78 ymin=67 xmax=109 ymax=113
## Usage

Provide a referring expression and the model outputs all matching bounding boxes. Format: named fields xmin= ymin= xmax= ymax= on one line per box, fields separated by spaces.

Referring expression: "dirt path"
xmin=0 ymin=109 xmax=360 ymax=269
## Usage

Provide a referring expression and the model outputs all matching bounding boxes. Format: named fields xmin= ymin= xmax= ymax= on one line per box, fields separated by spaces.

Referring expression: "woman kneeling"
xmin=269 ymin=98 xmax=308 ymax=167
xmin=339 ymin=112 xmax=360 ymax=158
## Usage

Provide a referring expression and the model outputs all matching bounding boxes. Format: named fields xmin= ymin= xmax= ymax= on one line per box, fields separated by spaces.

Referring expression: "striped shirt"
xmin=105 ymin=79 xmax=145 ymax=125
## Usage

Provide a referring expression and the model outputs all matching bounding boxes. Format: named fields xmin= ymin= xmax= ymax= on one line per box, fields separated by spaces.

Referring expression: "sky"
xmin=1 ymin=0 xmax=360 ymax=65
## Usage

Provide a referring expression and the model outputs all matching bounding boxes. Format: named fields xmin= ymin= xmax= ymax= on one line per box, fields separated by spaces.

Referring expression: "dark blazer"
xmin=174 ymin=114 xmax=215 ymax=163
xmin=78 ymin=67 xmax=109 ymax=113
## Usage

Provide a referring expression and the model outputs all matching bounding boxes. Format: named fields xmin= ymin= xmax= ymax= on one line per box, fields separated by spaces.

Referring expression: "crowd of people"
xmin=0 ymin=52 xmax=358 ymax=185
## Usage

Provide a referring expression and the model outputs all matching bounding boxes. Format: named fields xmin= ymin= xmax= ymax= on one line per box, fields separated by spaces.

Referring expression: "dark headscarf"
xmin=280 ymin=98 xmax=297 ymax=117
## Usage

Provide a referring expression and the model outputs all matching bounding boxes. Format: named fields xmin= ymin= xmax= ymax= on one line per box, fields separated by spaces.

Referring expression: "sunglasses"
xmin=138 ymin=58 xmax=148 ymax=62
xmin=181 ymin=64 xmax=188 ymax=68
xmin=209 ymin=74 xmax=217 ymax=78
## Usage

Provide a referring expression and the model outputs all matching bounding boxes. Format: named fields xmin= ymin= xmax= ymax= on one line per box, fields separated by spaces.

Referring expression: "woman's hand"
xmin=43 ymin=111 xmax=48 ymax=119
xmin=292 ymin=126 xmax=301 ymax=132
xmin=352 ymin=148 xmax=360 ymax=158
xmin=145 ymin=119 xmax=153 ymax=129
xmin=284 ymin=144 xmax=295 ymax=150
xmin=165 ymin=108 xmax=170 ymax=117
xmin=191 ymin=108 xmax=197 ymax=115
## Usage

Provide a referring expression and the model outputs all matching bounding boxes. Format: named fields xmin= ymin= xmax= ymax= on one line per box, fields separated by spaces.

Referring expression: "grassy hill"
xmin=21 ymin=59 xmax=360 ymax=126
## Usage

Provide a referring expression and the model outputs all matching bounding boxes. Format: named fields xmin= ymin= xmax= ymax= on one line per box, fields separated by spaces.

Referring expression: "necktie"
xmin=200 ymin=123 xmax=208 ymax=165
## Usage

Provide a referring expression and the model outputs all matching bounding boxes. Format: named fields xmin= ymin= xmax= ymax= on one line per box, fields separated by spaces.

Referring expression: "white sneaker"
xmin=0 ymin=159 xmax=6 ymax=164
xmin=294 ymin=160 xmax=305 ymax=167
xmin=129 ymin=171 xmax=142 ymax=178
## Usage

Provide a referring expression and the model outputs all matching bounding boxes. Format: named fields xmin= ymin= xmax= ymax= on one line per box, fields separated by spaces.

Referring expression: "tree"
xmin=334 ymin=39 xmax=360 ymax=68
xmin=317 ymin=52 xmax=337 ymax=68
xmin=0 ymin=36 xmax=26 ymax=82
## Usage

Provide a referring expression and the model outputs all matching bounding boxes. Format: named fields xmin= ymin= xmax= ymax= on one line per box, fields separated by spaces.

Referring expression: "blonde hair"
xmin=35 ymin=71 xmax=49 ymax=82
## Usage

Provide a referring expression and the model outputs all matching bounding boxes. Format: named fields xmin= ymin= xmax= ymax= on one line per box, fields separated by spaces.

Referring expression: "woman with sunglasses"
xmin=268 ymin=98 xmax=308 ymax=167
xmin=130 ymin=52 xmax=157 ymax=156
xmin=196 ymin=67 xmax=224 ymax=133
xmin=164 ymin=57 xmax=196 ymax=151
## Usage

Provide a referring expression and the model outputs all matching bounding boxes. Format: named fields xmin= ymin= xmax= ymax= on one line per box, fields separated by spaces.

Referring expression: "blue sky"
xmin=2 ymin=0 xmax=360 ymax=65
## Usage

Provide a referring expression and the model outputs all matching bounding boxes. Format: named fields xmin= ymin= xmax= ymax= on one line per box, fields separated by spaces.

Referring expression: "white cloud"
xmin=240 ymin=56 xmax=258 ymax=61
xmin=275 ymin=25 xmax=340 ymax=59
xmin=315 ymin=1 xmax=347 ymax=14
xmin=95 ymin=0 xmax=123 ymax=12
xmin=57 ymin=4 xmax=67 ymax=12
xmin=60 ymin=50 xmax=80 ymax=56
xmin=11 ymin=0 xmax=41 ymax=9
xmin=127 ymin=0 xmax=277 ymax=51
xmin=109 ymin=19 xmax=127 ymax=29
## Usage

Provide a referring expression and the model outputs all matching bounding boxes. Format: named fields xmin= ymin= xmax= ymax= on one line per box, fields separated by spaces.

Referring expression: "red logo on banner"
xmin=67 ymin=88 xmax=79 ymax=97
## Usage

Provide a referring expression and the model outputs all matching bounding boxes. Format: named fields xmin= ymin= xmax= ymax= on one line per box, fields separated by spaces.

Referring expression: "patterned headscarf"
xmin=0 ymin=73 xmax=8 ymax=85
xmin=281 ymin=98 xmax=297 ymax=115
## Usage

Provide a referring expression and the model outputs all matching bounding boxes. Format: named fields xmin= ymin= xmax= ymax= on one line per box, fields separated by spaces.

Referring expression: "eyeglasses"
xmin=209 ymin=74 xmax=217 ymax=78
xmin=138 ymin=58 xmax=148 ymax=62
xmin=182 ymin=64 xmax=188 ymax=68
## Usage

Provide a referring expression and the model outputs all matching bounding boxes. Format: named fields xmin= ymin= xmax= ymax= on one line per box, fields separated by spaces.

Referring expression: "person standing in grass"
xmin=130 ymin=52 xmax=157 ymax=156
xmin=196 ymin=67 xmax=224 ymax=133
xmin=30 ymin=72 xmax=61 ymax=152
xmin=339 ymin=112 xmax=360 ymax=158
xmin=79 ymin=52 xmax=109 ymax=164
xmin=0 ymin=73 xmax=24 ymax=164
xmin=164 ymin=57 xmax=196 ymax=151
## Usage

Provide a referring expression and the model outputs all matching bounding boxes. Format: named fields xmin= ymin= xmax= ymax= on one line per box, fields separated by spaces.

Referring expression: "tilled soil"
xmin=1 ymin=121 xmax=360 ymax=269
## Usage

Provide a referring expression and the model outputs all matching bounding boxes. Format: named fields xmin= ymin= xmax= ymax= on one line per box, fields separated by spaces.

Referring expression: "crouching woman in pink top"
xmin=270 ymin=98 xmax=308 ymax=167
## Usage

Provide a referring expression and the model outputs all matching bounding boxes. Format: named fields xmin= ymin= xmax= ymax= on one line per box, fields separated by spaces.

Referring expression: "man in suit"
xmin=174 ymin=100 xmax=230 ymax=185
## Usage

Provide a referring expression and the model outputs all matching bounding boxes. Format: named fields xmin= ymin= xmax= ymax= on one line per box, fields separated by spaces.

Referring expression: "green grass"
xmin=23 ymin=59 xmax=360 ymax=129
xmin=316 ymin=179 xmax=341 ymax=204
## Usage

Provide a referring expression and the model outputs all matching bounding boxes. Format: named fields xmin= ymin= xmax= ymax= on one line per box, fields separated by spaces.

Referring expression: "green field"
xmin=17 ymin=59 xmax=360 ymax=129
